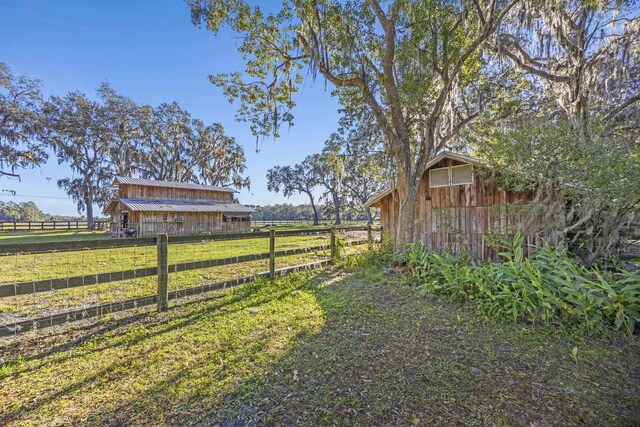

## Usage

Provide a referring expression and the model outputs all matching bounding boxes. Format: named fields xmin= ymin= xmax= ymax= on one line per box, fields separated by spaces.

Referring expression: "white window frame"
xmin=450 ymin=164 xmax=474 ymax=186
xmin=429 ymin=167 xmax=451 ymax=188
xmin=429 ymin=164 xmax=474 ymax=188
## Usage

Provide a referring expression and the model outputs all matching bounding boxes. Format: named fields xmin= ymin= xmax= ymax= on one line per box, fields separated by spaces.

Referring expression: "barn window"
xmin=451 ymin=165 xmax=474 ymax=185
xmin=223 ymin=214 xmax=250 ymax=222
xmin=429 ymin=165 xmax=474 ymax=188
xmin=162 ymin=214 xmax=168 ymax=222
xmin=429 ymin=167 xmax=450 ymax=187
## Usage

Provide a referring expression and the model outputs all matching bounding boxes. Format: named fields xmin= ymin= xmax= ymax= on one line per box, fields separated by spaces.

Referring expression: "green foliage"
xmin=0 ymin=201 xmax=49 ymax=221
xmin=407 ymin=234 xmax=640 ymax=337
xmin=267 ymin=157 xmax=322 ymax=225
xmin=189 ymin=0 xmax=518 ymax=242
xmin=332 ymin=233 xmax=346 ymax=261
xmin=248 ymin=203 xmax=377 ymax=223
xmin=0 ymin=62 xmax=47 ymax=179
xmin=476 ymin=104 xmax=640 ymax=265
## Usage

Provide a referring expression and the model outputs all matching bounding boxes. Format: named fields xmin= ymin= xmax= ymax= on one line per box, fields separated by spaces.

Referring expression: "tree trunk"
xmin=394 ymin=169 xmax=420 ymax=246
xmin=308 ymin=195 xmax=319 ymax=226
xmin=332 ymin=193 xmax=341 ymax=225
xmin=365 ymin=207 xmax=373 ymax=224
xmin=86 ymin=199 xmax=95 ymax=230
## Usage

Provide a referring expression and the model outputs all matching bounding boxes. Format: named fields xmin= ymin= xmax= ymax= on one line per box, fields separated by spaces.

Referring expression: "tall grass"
xmin=407 ymin=234 xmax=640 ymax=337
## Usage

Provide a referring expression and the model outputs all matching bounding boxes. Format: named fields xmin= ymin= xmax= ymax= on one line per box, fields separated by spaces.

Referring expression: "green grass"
xmin=0 ymin=230 xmax=110 ymax=245
xmin=0 ymin=233 xmax=332 ymax=283
xmin=0 ymin=231 xmax=367 ymax=322
xmin=0 ymin=223 xmax=372 ymax=245
xmin=1 ymin=255 xmax=638 ymax=426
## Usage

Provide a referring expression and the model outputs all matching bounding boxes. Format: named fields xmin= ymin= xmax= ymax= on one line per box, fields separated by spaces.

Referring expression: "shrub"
xmin=407 ymin=234 xmax=640 ymax=337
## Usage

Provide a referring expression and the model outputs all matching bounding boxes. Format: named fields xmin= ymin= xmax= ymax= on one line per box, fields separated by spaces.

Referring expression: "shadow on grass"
xmin=2 ymin=264 xmax=640 ymax=426
xmin=211 ymin=270 xmax=640 ymax=426
xmin=104 ymin=269 xmax=640 ymax=426
xmin=0 ymin=282 xmax=264 ymax=380
xmin=0 ymin=273 xmax=322 ymax=425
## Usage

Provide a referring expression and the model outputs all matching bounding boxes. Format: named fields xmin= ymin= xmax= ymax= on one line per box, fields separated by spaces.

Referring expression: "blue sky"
xmin=0 ymin=0 xmax=341 ymax=216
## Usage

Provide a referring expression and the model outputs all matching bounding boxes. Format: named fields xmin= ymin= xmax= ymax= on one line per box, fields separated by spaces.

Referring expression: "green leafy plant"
xmin=407 ymin=234 xmax=640 ymax=337
xmin=332 ymin=234 xmax=346 ymax=262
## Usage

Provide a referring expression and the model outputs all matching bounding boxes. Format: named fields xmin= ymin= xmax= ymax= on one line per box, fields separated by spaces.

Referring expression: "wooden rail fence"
xmin=0 ymin=225 xmax=381 ymax=336
xmin=0 ymin=220 xmax=109 ymax=231
xmin=252 ymin=219 xmax=377 ymax=225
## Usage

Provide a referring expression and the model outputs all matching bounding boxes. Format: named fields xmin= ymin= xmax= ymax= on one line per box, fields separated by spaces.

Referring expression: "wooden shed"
xmin=365 ymin=151 xmax=544 ymax=260
xmin=105 ymin=177 xmax=253 ymax=237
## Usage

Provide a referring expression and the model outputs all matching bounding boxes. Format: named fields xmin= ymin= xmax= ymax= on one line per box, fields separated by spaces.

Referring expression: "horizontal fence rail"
xmin=0 ymin=225 xmax=373 ymax=256
xmin=0 ymin=242 xmax=354 ymax=298
xmin=252 ymin=219 xmax=376 ymax=225
xmin=0 ymin=220 xmax=109 ymax=231
xmin=1 ymin=260 xmax=332 ymax=337
xmin=0 ymin=240 xmax=369 ymax=298
xmin=0 ymin=226 xmax=380 ymax=336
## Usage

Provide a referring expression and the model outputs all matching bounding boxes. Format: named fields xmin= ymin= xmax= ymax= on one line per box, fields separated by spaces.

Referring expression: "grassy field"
xmin=1 ymin=254 xmax=638 ymax=426
xmin=0 ymin=230 xmax=110 ymax=245
xmin=0 ymin=230 xmax=368 ymax=323
xmin=0 ymin=223 xmax=371 ymax=245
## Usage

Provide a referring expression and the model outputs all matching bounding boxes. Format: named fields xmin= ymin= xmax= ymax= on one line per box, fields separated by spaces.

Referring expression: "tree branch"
xmin=602 ymin=91 xmax=640 ymax=123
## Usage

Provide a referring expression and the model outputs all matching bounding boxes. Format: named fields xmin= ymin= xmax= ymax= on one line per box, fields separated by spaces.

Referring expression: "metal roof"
xmin=363 ymin=187 xmax=395 ymax=208
xmin=118 ymin=198 xmax=254 ymax=213
xmin=114 ymin=177 xmax=237 ymax=193
xmin=363 ymin=151 xmax=485 ymax=208
xmin=424 ymin=151 xmax=485 ymax=170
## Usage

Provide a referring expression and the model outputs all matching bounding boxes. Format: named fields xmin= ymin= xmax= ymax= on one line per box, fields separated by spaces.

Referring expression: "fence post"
xmin=156 ymin=234 xmax=169 ymax=311
xmin=367 ymin=224 xmax=373 ymax=249
xmin=330 ymin=227 xmax=337 ymax=263
xmin=269 ymin=228 xmax=276 ymax=280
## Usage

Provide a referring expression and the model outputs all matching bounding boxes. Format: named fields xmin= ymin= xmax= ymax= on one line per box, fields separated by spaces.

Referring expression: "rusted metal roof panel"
xmin=119 ymin=199 xmax=254 ymax=213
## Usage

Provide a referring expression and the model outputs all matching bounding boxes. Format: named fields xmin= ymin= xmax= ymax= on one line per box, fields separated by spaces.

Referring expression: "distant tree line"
xmin=0 ymin=201 xmax=48 ymax=221
xmin=248 ymin=203 xmax=378 ymax=222
xmin=0 ymin=200 xmax=95 ymax=222
xmin=0 ymin=63 xmax=249 ymax=229
xmin=267 ymin=112 xmax=389 ymax=225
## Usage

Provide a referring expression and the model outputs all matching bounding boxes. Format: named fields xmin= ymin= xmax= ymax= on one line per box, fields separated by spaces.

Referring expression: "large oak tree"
xmin=189 ymin=0 xmax=519 ymax=243
xmin=137 ymin=102 xmax=250 ymax=188
xmin=267 ymin=157 xmax=321 ymax=225
xmin=42 ymin=89 xmax=116 ymax=229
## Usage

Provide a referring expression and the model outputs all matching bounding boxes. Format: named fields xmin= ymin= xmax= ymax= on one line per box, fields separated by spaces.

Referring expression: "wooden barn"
xmin=365 ymin=151 xmax=546 ymax=260
xmin=105 ymin=177 xmax=253 ymax=237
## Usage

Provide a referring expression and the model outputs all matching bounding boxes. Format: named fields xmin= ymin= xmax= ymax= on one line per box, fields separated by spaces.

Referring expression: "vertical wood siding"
xmin=108 ymin=183 xmax=250 ymax=236
xmin=381 ymin=158 xmax=541 ymax=260
xmin=120 ymin=184 xmax=234 ymax=202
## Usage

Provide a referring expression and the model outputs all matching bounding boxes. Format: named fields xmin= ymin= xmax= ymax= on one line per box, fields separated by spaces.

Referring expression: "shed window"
xmin=429 ymin=165 xmax=474 ymax=188
xmin=429 ymin=168 xmax=450 ymax=187
xmin=451 ymin=165 xmax=474 ymax=185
